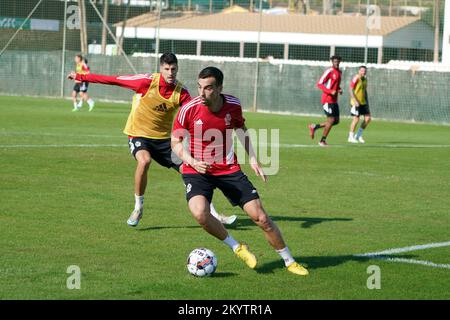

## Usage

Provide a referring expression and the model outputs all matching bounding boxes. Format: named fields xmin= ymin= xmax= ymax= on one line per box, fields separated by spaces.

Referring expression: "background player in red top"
xmin=67 ymin=53 xmax=235 ymax=227
xmin=171 ymin=67 xmax=309 ymax=276
xmin=309 ymin=55 xmax=343 ymax=146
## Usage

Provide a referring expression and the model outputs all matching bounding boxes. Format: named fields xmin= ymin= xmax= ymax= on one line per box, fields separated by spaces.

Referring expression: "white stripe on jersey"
xmin=117 ymin=73 xmax=152 ymax=80
xmin=178 ymin=96 xmax=202 ymax=126
xmin=318 ymin=68 xmax=333 ymax=84
xmin=224 ymin=95 xmax=241 ymax=106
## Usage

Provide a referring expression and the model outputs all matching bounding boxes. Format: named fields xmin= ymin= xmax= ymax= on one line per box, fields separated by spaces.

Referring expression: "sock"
xmin=73 ymin=102 xmax=78 ymax=109
xmin=349 ymin=132 xmax=354 ymax=138
xmin=209 ymin=202 xmax=220 ymax=220
xmin=276 ymin=247 xmax=295 ymax=267
xmin=355 ymin=128 xmax=364 ymax=139
xmin=134 ymin=194 xmax=144 ymax=211
xmin=87 ymin=99 xmax=94 ymax=107
xmin=314 ymin=124 xmax=321 ymax=130
xmin=77 ymin=100 xmax=83 ymax=108
xmin=223 ymin=234 xmax=240 ymax=252
xmin=320 ymin=136 xmax=327 ymax=142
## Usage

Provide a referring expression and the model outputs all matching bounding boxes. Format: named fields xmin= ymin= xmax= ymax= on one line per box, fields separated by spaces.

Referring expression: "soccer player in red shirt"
xmin=67 ymin=54 xmax=235 ymax=227
xmin=309 ymin=55 xmax=343 ymax=146
xmin=171 ymin=67 xmax=309 ymax=276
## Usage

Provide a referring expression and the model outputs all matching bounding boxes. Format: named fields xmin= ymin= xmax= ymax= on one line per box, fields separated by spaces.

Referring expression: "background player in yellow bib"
xmin=67 ymin=53 xmax=236 ymax=227
xmin=348 ymin=66 xmax=371 ymax=144
xmin=71 ymin=54 xmax=95 ymax=112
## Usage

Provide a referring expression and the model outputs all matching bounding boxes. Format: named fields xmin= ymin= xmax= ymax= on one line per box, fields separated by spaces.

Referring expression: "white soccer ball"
xmin=186 ymin=248 xmax=218 ymax=277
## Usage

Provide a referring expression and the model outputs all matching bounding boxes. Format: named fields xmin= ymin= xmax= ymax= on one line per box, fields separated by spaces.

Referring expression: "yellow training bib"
xmin=351 ymin=76 xmax=367 ymax=106
xmin=123 ymin=73 xmax=182 ymax=139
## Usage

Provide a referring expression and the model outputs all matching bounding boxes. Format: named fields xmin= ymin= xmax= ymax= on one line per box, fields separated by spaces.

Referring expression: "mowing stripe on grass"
xmin=0 ymin=144 xmax=126 ymax=148
xmin=1 ymin=143 xmax=450 ymax=149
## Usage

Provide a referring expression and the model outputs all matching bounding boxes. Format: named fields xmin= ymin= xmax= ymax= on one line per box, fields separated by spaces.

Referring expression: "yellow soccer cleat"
xmin=287 ymin=262 xmax=309 ymax=276
xmin=234 ymin=244 xmax=257 ymax=269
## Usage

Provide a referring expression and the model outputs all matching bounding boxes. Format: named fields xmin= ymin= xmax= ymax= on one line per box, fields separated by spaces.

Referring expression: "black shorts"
xmin=350 ymin=104 xmax=370 ymax=116
xmin=73 ymin=82 xmax=89 ymax=93
xmin=128 ymin=137 xmax=182 ymax=170
xmin=323 ymin=103 xmax=340 ymax=118
xmin=182 ymin=171 xmax=260 ymax=208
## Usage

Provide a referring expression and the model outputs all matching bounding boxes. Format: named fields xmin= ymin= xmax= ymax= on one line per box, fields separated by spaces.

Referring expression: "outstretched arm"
xmin=67 ymin=72 xmax=152 ymax=94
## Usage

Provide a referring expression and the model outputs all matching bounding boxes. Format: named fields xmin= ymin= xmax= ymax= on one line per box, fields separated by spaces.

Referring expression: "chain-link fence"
xmin=0 ymin=0 xmax=449 ymax=123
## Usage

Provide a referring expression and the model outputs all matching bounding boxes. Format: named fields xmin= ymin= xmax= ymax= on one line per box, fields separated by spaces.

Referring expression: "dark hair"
xmin=359 ymin=65 xmax=367 ymax=69
xmin=84 ymin=58 xmax=88 ymax=64
xmin=330 ymin=55 xmax=342 ymax=61
xmin=160 ymin=53 xmax=178 ymax=65
xmin=198 ymin=66 xmax=224 ymax=86
xmin=76 ymin=54 xmax=83 ymax=60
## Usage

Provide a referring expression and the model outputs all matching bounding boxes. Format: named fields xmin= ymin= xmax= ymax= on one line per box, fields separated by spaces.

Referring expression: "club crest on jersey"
xmin=224 ymin=113 xmax=231 ymax=126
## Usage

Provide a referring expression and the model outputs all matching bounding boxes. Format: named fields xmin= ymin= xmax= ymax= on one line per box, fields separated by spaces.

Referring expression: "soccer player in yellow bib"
xmin=72 ymin=54 xmax=95 ymax=112
xmin=348 ymin=66 xmax=371 ymax=144
xmin=67 ymin=53 xmax=236 ymax=227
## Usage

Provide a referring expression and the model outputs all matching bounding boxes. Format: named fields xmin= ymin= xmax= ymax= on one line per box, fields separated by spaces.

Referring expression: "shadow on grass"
xmin=255 ymin=254 xmax=417 ymax=274
xmin=211 ymin=272 xmax=238 ymax=278
xmin=137 ymin=215 xmax=352 ymax=232
xmin=228 ymin=216 xmax=353 ymax=230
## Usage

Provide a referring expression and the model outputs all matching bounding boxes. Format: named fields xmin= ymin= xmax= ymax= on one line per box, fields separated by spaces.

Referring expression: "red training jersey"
xmin=317 ymin=67 xmax=342 ymax=104
xmin=172 ymin=94 xmax=245 ymax=176
xmin=75 ymin=72 xmax=191 ymax=105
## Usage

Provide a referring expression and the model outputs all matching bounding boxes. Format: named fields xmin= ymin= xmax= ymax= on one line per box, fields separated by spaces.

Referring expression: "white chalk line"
xmin=354 ymin=241 xmax=450 ymax=270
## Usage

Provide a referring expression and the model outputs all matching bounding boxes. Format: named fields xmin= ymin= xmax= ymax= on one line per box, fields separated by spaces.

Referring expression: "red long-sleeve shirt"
xmin=317 ymin=67 xmax=342 ymax=104
xmin=75 ymin=72 xmax=191 ymax=105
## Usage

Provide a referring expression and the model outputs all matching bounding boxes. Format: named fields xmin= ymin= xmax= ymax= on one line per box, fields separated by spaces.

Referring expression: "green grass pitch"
xmin=0 ymin=95 xmax=449 ymax=299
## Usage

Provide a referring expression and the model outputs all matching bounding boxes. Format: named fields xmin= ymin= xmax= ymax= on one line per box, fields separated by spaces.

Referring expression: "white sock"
xmin=356 ymin=128 xmax=364 ymax=139
xmin=209 ymin=202 xmax=220 ymax=220
xmin=276 ymin=247 xmax=295 ymax=267
xmin=73 ymin=102 xmax=78 ymax=109
xmin=349 ymin=132 xmax=354 ymax=139
xmin=87 ymin=99 xmax=94 ymax=107
xmin=223 ymin=234 xmax=240 ymax=252
xmin=77 ymin=100 xmax=83 ymax=108
xmin=134 ymin=194 xmax=144 ymax=211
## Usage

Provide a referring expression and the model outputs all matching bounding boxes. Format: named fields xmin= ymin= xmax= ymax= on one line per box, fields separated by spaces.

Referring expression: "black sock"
xmin=320 ymin=136 xmax=326 ymax=142
xmin=314 ymin=124 xmax=321 ymax=130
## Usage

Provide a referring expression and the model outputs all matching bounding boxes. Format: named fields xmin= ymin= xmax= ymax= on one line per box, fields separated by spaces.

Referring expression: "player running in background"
xmin=309 ymin=55 xmax=343 ymax=146
xmin=67 ymin=53 xmax=236 ymax=227
xmin=71 ymin=54 xmax=95 ymax=112
xmin=348 ymin=66 xmax=371 ymax=144
xmin=171 ymin=67 xmax=309 ymax=276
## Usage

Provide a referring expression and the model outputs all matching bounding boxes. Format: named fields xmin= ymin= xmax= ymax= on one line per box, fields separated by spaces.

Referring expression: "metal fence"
xmin=0 ymin=0 xmax=449 ymax=123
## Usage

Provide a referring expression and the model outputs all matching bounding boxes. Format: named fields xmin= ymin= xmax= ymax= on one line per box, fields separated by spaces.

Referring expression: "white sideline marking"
xmin=354 ymin=241 xmax=450 ymax=270
xmin=355 ymin=241 xmax=450 ymax=257
xmin=372 ymin=257 xmax=450 ymax=270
